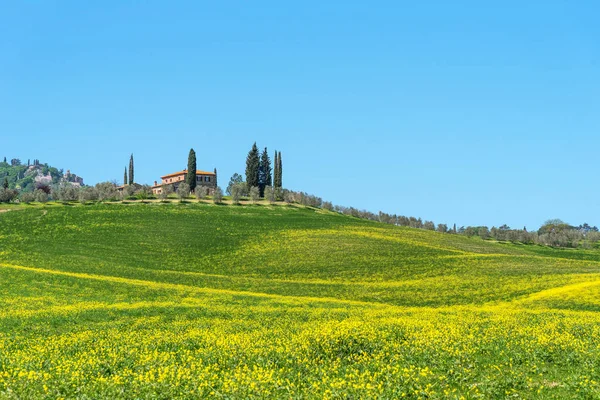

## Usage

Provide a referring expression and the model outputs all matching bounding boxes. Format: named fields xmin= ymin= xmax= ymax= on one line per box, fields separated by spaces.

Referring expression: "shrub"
xmin=195 ymin=186 xmax=209 ymax=200
xmin=213 ymin=187 xmax=223 ymax=204
xmin=177 ymin=183 xmax=190 ymax=201
xmin=95 ymin=182 xmax=119 ymax=202
xmin=79 ymin=187 xmax=99 ymax=204
xmin=19 ymin=192 xmax=35 ymax=204
xmin=34 ymin=189 xmax=49 ymax=203
xmin=249 ymin=186 xmax=260 ymax=203
xmin=264 ymin=186 xmax=275 ymax=204
xmin=230 ymin=183 xmax=245 ymax=205
xmin=53 ymin=183 xmax=78 ymax=202
xmin=135 ymin=185 xmax=152 ymax=200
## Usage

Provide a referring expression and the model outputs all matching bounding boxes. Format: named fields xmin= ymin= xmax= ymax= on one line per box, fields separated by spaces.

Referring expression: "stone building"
xmin=152 ymin=169 xmax=217 ymax=195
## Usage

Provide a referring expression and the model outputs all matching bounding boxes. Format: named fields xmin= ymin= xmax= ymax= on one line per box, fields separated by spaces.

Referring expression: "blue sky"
xmin=1 ymin=1 xmax=598 ymax=229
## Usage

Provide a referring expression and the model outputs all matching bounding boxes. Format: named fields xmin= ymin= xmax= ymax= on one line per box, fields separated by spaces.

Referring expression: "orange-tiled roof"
xmin=160 ymin=169 xmax=215 ymax=179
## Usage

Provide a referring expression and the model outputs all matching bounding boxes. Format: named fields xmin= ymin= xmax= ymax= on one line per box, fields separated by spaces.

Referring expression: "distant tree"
xmin=226 ymin=173 xmax=244 ymax=195
xmin=2 ymin=157 xmax=5 ymax=163
xmin=245 ymin=143 xmax=260 ymax=190
xmin=195 ymin=186 xmax=209 ymax=200
xmin=79 ymin=187 xmax=99 ymax=204
xmin=212 ymin=187 xmax=223 ymax=204
xmin=186 ymin=148 xmax=197 ymax=193
xmin=213 ymin=168 xmax=218 ymax=187
xmin=123 ymin=167 xmax=127 ymax=186
xmin=95 ymin=182 xmax=119 ymax=202
xmin=276 ymin=152 xmax=283 ymax=188
xmin=258 ymin=147 xmax=272 ymax=197
xmin=135 ymin=185 xmax=152 ymax=200
xmin=437 ymin=224 xmax=448 ymax=233
xmin=177 ymin=182 xmax=190 ymax=201
xmin=161 ymin=184 xmax=174 ymax=198
xmin=2 ymin=177 xmax=8 ymax=189
xmin=478 ymin=227 xmax=490 ymax=240
xmin=231 ymin=183 xmax=245 ymax=205
xmin=249 ymin=186 xmax=260 ymax=203
xmin=128 ymin=154 xmax=134 ymax=185
xmin=123 ymin=184 xmax=136 ymax=199
xmin=20 ymin=191 xmax=35 ymax=204
xmin=264 ymin=186 xmax=275 ymax=204
xmin=10 ymin=159 xmax=21 ymax=166
xmin=423 ymin=221 xmax=435 ymax=231
xmin=273 ymin=151 xmax=279 ymax=190
xmin=452 ymin=223 xmax=457 ymax=234
xmin=34 ymin=189 xmax=48 ymax=203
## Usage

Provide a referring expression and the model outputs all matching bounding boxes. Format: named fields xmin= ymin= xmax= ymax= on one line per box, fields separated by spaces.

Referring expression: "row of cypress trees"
xmin=245 ymin=143 xmax=282 ymax=197
xmin=123 ymin=154 xmax=134 ymax=186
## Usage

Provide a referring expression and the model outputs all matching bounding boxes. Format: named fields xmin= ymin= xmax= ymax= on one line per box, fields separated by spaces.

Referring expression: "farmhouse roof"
xmin=160 ymin=169 xmax=216 ymax=179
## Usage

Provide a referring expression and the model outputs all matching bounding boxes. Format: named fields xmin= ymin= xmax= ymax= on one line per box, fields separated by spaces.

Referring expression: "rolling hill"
xmin=1 ymin=202 xmax=600 ymax=398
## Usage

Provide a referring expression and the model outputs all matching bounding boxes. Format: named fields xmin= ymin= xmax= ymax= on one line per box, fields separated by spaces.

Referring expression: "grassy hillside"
xmin=1 ymin=203 xmax=600 ymax=398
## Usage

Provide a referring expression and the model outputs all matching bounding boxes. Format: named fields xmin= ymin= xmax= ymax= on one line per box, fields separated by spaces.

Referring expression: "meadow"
xmin=1 ymin=202 xmax=600 ymax=399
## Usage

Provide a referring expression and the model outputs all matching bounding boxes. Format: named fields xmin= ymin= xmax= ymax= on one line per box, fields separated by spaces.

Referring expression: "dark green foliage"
xmin=186 ymin=148 xmax=197 ymax=192
xmin=124 ymin=167 xmax=127 ymax=186
xmin=258 ymin=147 xmax=272 ymax=197
xmin=273 ymin=151 xmax=279 ymax=189
xmin=245 ymin=143 xmax=260 ymax=190
xmin=214 ymin=168 xmax=218 ymax=187
xmin=129 ymin=154 xmax=134 ymax=185
xmin=226 ymin=173 xmax=244 ymax=196
xmin=276 ymin=151 xmax=283 ymax=188
xmin=3 ymin=177 xmax=7 ymax=189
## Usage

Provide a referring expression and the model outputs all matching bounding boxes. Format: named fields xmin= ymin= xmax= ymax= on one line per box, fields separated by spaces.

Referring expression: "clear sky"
xmin=1 ymin=1 xmax=598 ymax=229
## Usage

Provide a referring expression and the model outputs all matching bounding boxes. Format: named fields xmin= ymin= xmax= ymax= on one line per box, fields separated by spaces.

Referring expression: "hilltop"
xmin=0 ymin=158 xmax=83 ymax=191
xmin=1 ymin=203 xmax=600 ymax=398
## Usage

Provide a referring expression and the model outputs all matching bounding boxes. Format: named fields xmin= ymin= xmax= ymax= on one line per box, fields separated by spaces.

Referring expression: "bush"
xmin=78 ymin=187 xmax=99 ymax=204
xmin=249 ymin=186 xmax=260 ymax=203
xmin=122 ymin=184 xmax=136 ymax=200
xmin=177 ymin=183 xmax=190 ymax=201
xmin=34 ymin=189 xmax=49 ymax=203
xmin=322 ymin=201 xmax=334 ymax=211
xmin=195 ymin=186 xmax=209 ymax=200
xmin=95 ymin=182 xmax=119 ymax=202
xmin=230 ymin=183 xmax=245 ymax=205
xmin=264 ymin=186 xmax=275 ymax=204
xmin=135 ymin=185 xmax=152 ymax=200
xmin=213 ymin=187 xmax=223 ymax=204
xmin=19 ymin=191 xmax=35 ymax=204
xmin=53 ymin=183 xmax=78 ymax=202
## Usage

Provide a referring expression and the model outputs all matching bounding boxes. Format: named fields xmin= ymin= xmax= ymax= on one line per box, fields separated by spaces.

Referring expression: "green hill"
xmin=1 ymin=203 xmax=600 ymax=398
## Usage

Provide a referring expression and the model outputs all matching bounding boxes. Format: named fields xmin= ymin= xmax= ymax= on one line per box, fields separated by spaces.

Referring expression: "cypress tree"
xmin=124 ymin=167 xmax=127 ymax=186
xmin=276 ymin=151 xmax=283 ymax=188
xmin=245 ymin=142 xmax=260 ymax=190
xmin=258 ymin=147 xmax=272 ymax=197
xmin=2 ymin=157 xmax=6 ymax=163
xmin=273 ymin=151 xmax=279 ymax=189
xmin=3 ymin=177 xmax=8 ymax=189
xmin=186 ymin=148 xmax=197 ymax=192
xmin=214 ymin=168 xmax=218 ymax=187
xmin=128 ymin=154 xmax=134 ymax=185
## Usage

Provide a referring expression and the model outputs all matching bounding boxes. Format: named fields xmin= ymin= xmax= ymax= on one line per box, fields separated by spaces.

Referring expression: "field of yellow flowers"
xmin=1 ymin=203 xmax=600 ymax=398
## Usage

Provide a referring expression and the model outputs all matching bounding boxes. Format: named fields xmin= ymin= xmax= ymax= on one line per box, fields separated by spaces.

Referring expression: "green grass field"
xmin=1 ymin=202 xmax=600 ymax=398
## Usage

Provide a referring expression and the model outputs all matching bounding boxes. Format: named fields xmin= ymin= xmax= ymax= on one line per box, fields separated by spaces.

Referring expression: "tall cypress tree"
xmin=3 ymin=177 xmax=8 ymax=189
xmin=258 ymin=147 xmax=272 ymax=197
xmin=213 ymin=168 xmax=218 ymax=187
xmin=276 ymin=151 xmax=283 ymax=188
xmin=186 ymin=148 xmax=197 ymax=192
xmin=128 ymin=154 xmax=134 ymax=185
xmin=273 ymin=151 xmax=279 ymax=189
xmin=245 ymin=142 xmax=260 ymax=190
xmin=123 ymin=167 xmax=127 ymax=186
